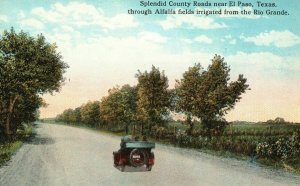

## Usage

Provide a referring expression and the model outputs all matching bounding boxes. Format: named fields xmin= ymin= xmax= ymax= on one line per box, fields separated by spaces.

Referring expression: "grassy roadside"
xmin=257 ymin=158 xmax=300 ymax=175
xmin=0 ymin=123 xmax=34 ymax=167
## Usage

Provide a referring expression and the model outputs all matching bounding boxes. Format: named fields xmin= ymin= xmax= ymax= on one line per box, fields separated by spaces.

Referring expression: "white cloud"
xmin=18 ymin=11 xmax=26 ymax=19
xmin=181 ymin=38 xmax=193 ymax=44
xmin=195 ymin=35 xmax=212 ymax=44
xmin=222 ymin=35 xmax=236 ymax=45
xmin=59 ymin=25 xmax=74 ymax=33
xmin=32 ymin=7 xmax=59 ymax=22
xmin=159 ymin=14 xmax=226 ymax=30
xmin=226 ymin=52 xmax=300 ymax=78
xmin=32 ymin=2 xmax=102 ymax=24
xmin=19 ymin=18 xmax=44 ymax=29
xmin=103 ymin=14 xmax=138 ymax=29
xmin=241 ymin=30 xmax=300 ymax=48
xmin=228 ymin=52 xmax=284 ymax=70
xmin=0 ymin=15 xmax=8 ymax=22
xmin=42 ymin=25 xmax=81 ymax=53
xmin=138 ymin=32 xmax=168 ymax=43
xmin=229 ymin=39 xmax=236 ymax=45
xmin=31 ymin=2 xmax=138 ymax=29
xmin=50 ymin=33 xmax=72 ymax=44
xmin=54 ymin=33 xmax=214 ymax=94
xmin=225 ymin=35 xmax=232 ymax=39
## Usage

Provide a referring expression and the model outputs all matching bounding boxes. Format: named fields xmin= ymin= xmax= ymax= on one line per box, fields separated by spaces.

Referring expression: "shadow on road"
xmin=27 ymin=136 xmax=55 ymax=145
xmin=114 ymin=165 xmax=151 ymax=172
xmin=25 ymin=129 xmax=55 ymax=145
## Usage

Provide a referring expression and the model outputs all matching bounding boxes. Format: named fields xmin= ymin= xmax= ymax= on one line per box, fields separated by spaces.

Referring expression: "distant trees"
xmin=175 ymin=55 xmax=249 ymax=135
xmin=73 ymin=107 xmax=82 ymax=123
xmin=0 ymin=28 xmax=68 ymax=140
xmin=57 ymin=109 xmax=76 ymax=124
xmin=266 ymin=117 xmax=287 ymax=124
xmin=57 ymin=85 xmax=137 ymax=132
xmin=57 ymin=101 xmax=100 ymax=128
xmin=57 ymin=55 xmax=249 ymax=137
xmin=80 ymin=101 xmax=100 ymax=127
xmin=57 ymin=67 xmax=172 ymax=135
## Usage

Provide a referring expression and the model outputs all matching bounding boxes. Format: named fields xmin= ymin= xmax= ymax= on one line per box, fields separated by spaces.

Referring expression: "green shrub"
xmin=256 ymin=130 xmax=300 ymax=161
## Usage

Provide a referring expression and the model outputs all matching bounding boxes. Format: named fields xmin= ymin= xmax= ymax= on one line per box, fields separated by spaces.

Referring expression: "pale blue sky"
xmin=1 ymin=0 xmax=300 ymax=122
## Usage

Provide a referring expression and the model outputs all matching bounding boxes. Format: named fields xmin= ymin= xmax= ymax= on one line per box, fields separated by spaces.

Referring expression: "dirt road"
xmin=0 ymin=123 xmax=299 ymax=186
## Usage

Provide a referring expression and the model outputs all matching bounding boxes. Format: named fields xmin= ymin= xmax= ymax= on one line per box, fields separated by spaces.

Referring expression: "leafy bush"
xmin=256 ymin=130 xmax=300 ymax=161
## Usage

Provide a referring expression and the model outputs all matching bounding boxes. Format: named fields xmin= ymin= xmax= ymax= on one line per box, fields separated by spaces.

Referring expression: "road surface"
xmin=0 ymin=123 xmax=300 ymax=186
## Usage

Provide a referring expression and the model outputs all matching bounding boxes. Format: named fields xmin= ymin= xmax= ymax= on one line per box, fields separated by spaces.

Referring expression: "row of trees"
xmin=266 ymin=117 xmax=286 ymax=124
xmin=57 ymin=66 xmax=172 ymax=135
xmin=57 ymin=101 xmax=100 ymax=127
xmin=57 ymin=55 xmax=249 ymax=136
xmin=0 ymin=28 xmax=68 ymax=140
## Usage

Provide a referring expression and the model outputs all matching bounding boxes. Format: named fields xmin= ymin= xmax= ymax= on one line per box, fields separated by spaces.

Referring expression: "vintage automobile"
xmin=113 ymin=136 xmax=155 ymax=171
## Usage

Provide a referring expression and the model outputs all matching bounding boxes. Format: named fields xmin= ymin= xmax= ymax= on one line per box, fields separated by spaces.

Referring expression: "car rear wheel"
xmin=129 ymin=149 xmax=148 ymax=167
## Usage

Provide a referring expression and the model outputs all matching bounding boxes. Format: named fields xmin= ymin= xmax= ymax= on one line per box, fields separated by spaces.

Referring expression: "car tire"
xmin=146 ymin=165 xmax=152 ymax=171
xmin=129 ymin=148 xmax=148 ymax=167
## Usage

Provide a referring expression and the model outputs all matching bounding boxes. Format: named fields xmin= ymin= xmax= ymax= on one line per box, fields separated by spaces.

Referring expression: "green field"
xmin=168 ymin=121 xmax=300 ymax=132
xmin=229 ymin=122 xmax=300 ymax=132
xmin=166 ymin=121 xmax=300 ymax=174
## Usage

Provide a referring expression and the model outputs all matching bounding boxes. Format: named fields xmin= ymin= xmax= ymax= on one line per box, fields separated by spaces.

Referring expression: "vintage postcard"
xmin=0 ymin=0 xmax=300 ymax=185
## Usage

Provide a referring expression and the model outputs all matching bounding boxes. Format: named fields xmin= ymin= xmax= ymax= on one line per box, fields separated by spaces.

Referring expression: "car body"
xmin=113 ymin=136 xmax=155 ymax=171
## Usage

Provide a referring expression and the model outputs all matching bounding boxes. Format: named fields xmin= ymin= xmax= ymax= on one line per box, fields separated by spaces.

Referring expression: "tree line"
xmin=57 ymin=55 xmax=249 ymax=137
xmin=0 ymin=28 xmax=68 ymax=141
xmin=0 ymin=28 xmax=249 ymax=140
